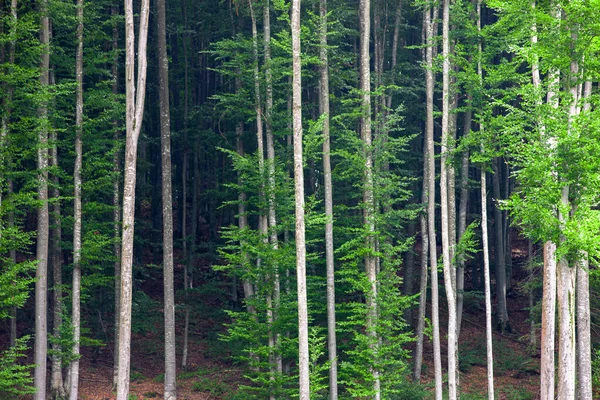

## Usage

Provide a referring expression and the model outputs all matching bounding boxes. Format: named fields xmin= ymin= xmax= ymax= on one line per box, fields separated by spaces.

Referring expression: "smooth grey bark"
xmin=111 ymin=5 xmax=121 ymax=388
xmin=492 ymin=159 xmax=509 ymax=331
xmin=424 ymin=4 xmax=442 ymax=398
xmin=291 ymin=1 xmax=309 ymax=398
xmin=157 ymin=0 xmax=177 ymax=396
xmin=34 ymin=3 xmax=50 ymax=398
xmin=69 ymin=1 xmax=84 ymax=398
xmin=116 ymin=0 xmax=150 ymax=398
xmin=441 ymin=0 xmax=458 ymax=397
xmin=528 ymin=241 xmax=536 ymax=349
xmin=359 ymin=0 xmax=380 ymax=397
xmin=319 ymin=0 xmax=338 ymax=397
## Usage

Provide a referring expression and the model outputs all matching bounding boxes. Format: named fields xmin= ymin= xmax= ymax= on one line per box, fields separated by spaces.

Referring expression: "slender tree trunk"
xmin=359 ymin=1 xmax=380 ymax=397
xmin=263 ymin=0 xmax=282 ymax=385
xmin=528 ymin=241 xmax=536 ymax=349
xmin=413 ymin=148 xmax=429 ymax=381
xmin=117 ymin=0 xmax=150 ymax=398
xmin=34 ymin=3 xmax=50 ymax=398
xmin=481 ymin=169 xmax=495 ymax=400
xmin=291 ymin=1 xmax=309 ymax=397
xmin=157 ymin=0 xmax=177 ymax=397
xmin=69 ymin=1 xmax=84 ymax=398
xmin=319 ymin=0 xmax=338 ymax=397
xmin=181 ymin=0 xmax=190 ymax=369
xmin=492 ymin=159 xmax=509 ymax=332
xmin=456 ymin=96 xmax=471 ymax=337
xmin=425 ymin=4 xmax=442 ymax=398
xmin=111 ymin=4 xmax=122 ymax=388
xmin=49 ymin=79 xmax=66 ymax=400
xmin=441 ymin=0 xmax=458 ymax=397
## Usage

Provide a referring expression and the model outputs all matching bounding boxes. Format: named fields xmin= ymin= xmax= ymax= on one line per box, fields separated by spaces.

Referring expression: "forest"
xmin=1 ymin=0 xmax=600 ymax=399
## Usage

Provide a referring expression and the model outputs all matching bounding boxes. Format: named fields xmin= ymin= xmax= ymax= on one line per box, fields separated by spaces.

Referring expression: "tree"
xmin=157 ymin=0 xmax=177 ymax=395
xmin=291 ymin=0 xmax=309 ymax=397
xmin=116 ymin=0 xmax=150 ymax=398
xmin=318 ymin=0 xmax=338 ymax=397
xmin=157 ymin=0 xmax=177 ymax=397
xmin=69 ymin=0 xmax=84 ymax=398
xmin=424 ymin=3 xmax=442 ymax=398
xmin=440 ymin=0 xmax=458 ymax=397
xmin=34 ymin=1 xmax=50 ymax=398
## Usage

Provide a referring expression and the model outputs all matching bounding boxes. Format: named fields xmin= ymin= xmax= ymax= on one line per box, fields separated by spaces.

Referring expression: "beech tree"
xmin=116 ymin=0 xmax=150 ymax=398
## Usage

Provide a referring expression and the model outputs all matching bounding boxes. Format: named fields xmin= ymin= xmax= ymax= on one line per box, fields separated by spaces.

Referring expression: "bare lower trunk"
xmin=540 ymin=241 xmax=556 ymax=400
xmin=319 ymin=0 xmax=338 ymax=397
xmin=291 ymin=1 xmax=309 ymax=397
xmin=576 ymin=255 xmax=592 ymax=400
xmin=157 ymin=0 xmax=177 ymax=396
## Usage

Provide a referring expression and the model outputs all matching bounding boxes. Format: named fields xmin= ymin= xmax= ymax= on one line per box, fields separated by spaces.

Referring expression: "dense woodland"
xmin=1 ymin=0 xmax=600 ymax=399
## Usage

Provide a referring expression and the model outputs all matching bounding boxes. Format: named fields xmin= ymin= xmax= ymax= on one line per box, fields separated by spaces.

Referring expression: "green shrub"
xmin=0 ymin=336 xmax=35 ymax=397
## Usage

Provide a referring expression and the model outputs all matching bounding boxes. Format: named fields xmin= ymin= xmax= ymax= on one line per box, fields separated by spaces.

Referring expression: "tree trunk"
xmin=157 ymin=0 xmax=177 ymax=397
xmin=540 ymin=241 xmax=556 ymax=400
xmin=480 ymin=169 xmax=495 ymax=400
xmin=425 ymin=4 xmax=442 ymax=398
xmin=319 ymin=0 xmax=338 ymax=397
xmin=263 ymin=0 xmax=282 ymax=384
xmin=34 ymin=2 xmax=50 ymax=398
xmin=116 ymin=0 xmax=150 ymax=398
xmin=291 ymin=0 xmax=309 ymax=397
xmin=413 ymin=145 xmax=429 ymax=382
xmin=69 ymin=1 xmax=84 ymax=397
xmin=493 ymin=159 xmax=509 ymax=332
xmin=441 ymin=0 xmax=458 ymax=397
xmin=359 ymin=0 xmax=380 ymax=397
xmin=456 ymin=95 xmax=471 ymax=337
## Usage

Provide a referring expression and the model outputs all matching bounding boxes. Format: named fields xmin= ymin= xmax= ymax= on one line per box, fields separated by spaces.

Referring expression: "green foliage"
xmin=0 ymin=336 xmax=35 ymax=398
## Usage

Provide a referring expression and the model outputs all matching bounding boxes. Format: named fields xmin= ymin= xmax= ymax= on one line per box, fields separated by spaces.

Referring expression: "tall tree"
xmin=157 ymin=0 xmax=177 ymax=396
xmin=319 ymin=0 xmax=337 ymax=397
xmin=34 ymin=1 xmax=50 ymax=398
xmin=291 ymin=0 xmax=309 ymax=397
xmin=69 ymin=0 xmax=84 ymax=398
xmin=424 ymin=3 xmax=442 ymax=398
xmin=116 ymin=0 xmax=150 ymax=398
